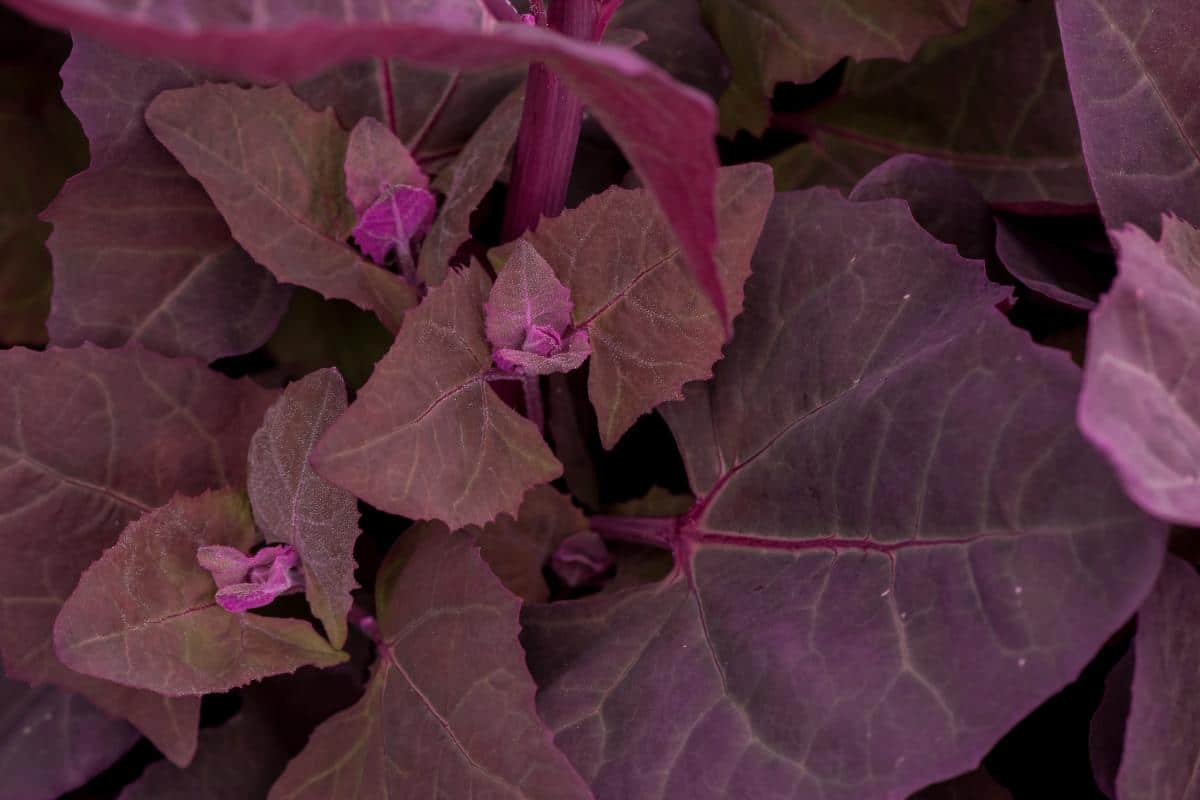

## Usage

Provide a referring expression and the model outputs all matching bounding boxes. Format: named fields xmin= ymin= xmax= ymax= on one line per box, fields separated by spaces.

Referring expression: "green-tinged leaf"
xmin=268 ymin=526 xmax=590 ymax=799
xmin=54 ymin=490 xmax=347 ymax=696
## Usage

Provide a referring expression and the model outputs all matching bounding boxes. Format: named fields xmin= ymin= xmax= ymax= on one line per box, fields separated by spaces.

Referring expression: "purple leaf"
xmin=1115 ymin=556 xmax=1200 ymax=799
xmin=704 ymin=0 xmax=971 ymax=133
xmin=0 ymin=19 xmax=86 ymax=348
xmin=994 ymin=216 xmax=1103 ymax=311
xmin=773 ymin=1 xmax=1092 ymax=211
xmin=267 ymin=525 xmax=591 ymax=799
xmin=1089 ymin=649 xmax=1133 ymax=799
xmin=54 ymin=490 xmax=348 ymax=696
xmin=550 ymin=531 xmax=613 ymax=588
xmin=350 ymin=185 xmax=438 ymax=267
xmin=343 ymin=116 xmax=427 ymax=218
xmin=476 ymin=484 xmax=589 ymax=604
xmin=613 ymin=0 xmax=727 ymax=99
xmin=312 ymin=265 xmax=561 ymax=529
xmin=849 ymin=155 xmax=996 ymax=264
xmin=521 ymin=189 xmax=1166 ymax=800
xmin=0 ymin=343 xmax=275 ymax=764
xmin=145 ymin=83 xmax=418 ymax=321
xmin=1057 ymin=0 xmax=1200 ymax=234
xmin=1078 ymin=217 xmax=1200 ymax=525
xmin=45 ymin=41 xmax=290 ymax=362
xmin=117 ymin=704 xmax=291 ymax=800
xmin=247 ymin=368 xmax=360 ymax=648
xmin=504 ymin=163 xmax=773 ymax=446
xmin=487 ymin=240 xmax=592 ymax=377
xmin=419 ymin=88 xmax=525 ymax=287
xmin=7 ymin=0 xmax=727 ymax=325
xmin=0 ymin=674 xmax=139 ymax=800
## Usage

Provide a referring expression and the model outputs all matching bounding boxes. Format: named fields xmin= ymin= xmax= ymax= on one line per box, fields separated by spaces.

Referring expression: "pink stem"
xmin=500 ymin=0 xmax=601 ymax=241
xmin=522 ymin=374 xmax=546 ymax=435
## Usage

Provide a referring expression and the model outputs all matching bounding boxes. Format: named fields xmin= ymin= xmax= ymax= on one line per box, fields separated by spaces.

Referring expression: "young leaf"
xmin=504 ymin=163 xmax=773 ymax=447
xmin=8 ymin=0 xmax=728 ymax=325
xmin=702 ymin=0 xmax=971 ymax=133
xmin=1058 ymin=0 xmax=1200 ymax=234
xmin=419 ymin=89 xmax=525 ymax=287
xmin=1078 ymin=217 xmax=1200 ymax=526
xmin=486 ymin=240 xmax=591 ymax=377
xmin=521 ymin=189 xmax=1166 ymax=800
xmin=268 ymin=525 xmax=591 ymax=800
xmin=1115 ymin=556 xmax=1200 ymax=800
xmin=45 ymin=41 xmax=290 ymax=362
xmin=343 ymin=116 xmax=428 ymax=217
xmin=313 ymin=265 xmax=561 ymax=529
xmin=0 ymin=343 xmax=275 ymax=763
xmin=476 ymin=484 xmax=589 ymax=604
xmin=248 ymin=368 xmax=360 ymax=649
xmin=350 ymin=185 xmax=438 ymax=267
xmin=54 ymin=490 xmax=348 ymax=696
xmin=773 ymin=0 xmax=1091 ymax=211
xmin=145 ymin=83 xmax=418 ymax=320
xmin=0 ymin=675 xmax=140 ymax=800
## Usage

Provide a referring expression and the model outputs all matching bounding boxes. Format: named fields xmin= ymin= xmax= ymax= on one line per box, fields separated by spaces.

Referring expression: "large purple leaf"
xmin=702 ymin=0 xmax=971 ymax=133
xmin=521 ymin=189 xmax=1165 ymax=800
xmin=1078 ymin=217 xmax=1200 ymax=525
xmin=45 ymin=40 xmax=290 ymax=362
xmin=145 ymin=82 xmax=418 ymax=320
xmin=1057 ymin=0 xmax=1200 ymax=235
xmin=248 ymin=368 xmax=359 ymax=649
xmin=0 ymin=343 xmax=276 ymax=763
xmin=773 ymin=0 xmax=1092 ymax=211
xmin=506 ymin=163 xmax=774 ymax=447
xmin=476 ymin=484 xmax=589 ymax=604
xmin=54 ymin=490 xmax=348 ymax=695
xmin=0 ymin=674 xmax=139 ymax=800
xmin=313 ymin=265 xmax=560 ymax=529
xmin=1115 ymin=556 xmax=1200 ymax=799
xmin=615 ymin=0 xmax=727 ymax=100
xmin=268 ymin=525 xmax=591 ymax=799
xmin=418 ymin=88 xmax=524 ymax=287
xmin=0 ymin=15 xmax=85 ymax=348
xmin=8 ymin=0 xmax=728 ymax=325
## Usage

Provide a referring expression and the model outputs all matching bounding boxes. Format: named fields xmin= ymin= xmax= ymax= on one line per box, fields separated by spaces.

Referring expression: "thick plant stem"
xmin=500 ymin=0 xmax=601 ymax=241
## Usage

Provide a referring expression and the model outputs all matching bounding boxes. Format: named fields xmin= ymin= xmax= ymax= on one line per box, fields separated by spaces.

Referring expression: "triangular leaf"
xmin=0 ymin=343 xmax=275 ymax=762
xmin=268 ymin=525 xmax=590 ymax=799
xmin=55 ymin=490 xmax=348 ymax=696
xmin=313 ymin=265 xmax=561 ymax=528
xmin=522 ymin=189 xmax=1165 ymax=800
xmin=145 ymin=83 xmax=418 ymax=320
xmin=248 ymin=368 xmax=360 ymax=649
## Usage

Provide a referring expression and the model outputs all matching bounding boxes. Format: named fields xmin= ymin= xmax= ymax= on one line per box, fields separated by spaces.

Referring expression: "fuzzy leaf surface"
xmin=0 ymin=343 xmax=275 ymax=762
xmin=521 ymin=189 xmax=1165 ymax=800
xmin=507 ymin=163 xmax=773 ymax=446
xmin=268 ymin=526 xmax=590 ymax=799
xmin=55 ymin=490 xmax=347 ymax=696
xmin=313 ymin=266 xmax=560 ymax=529
xmin=145 ymin=83 xmax=418 ymax=318
xmin=248 ymin=368 xmax=360 ymax=649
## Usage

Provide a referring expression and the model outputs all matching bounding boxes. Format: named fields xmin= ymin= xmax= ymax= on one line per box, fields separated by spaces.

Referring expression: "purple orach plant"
xmin=197 ymin=543 xmax=305 ymax=613
xmin=550 ymin=531 xmax=613 ymax=588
